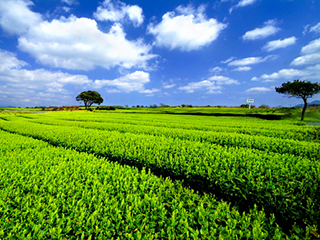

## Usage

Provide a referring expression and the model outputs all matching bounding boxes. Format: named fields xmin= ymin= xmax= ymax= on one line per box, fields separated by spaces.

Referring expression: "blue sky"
xmin=0 ymin=0 xmax=320 ymax=107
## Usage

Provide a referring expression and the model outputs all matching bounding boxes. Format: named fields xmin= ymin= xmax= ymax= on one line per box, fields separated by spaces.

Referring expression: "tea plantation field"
xmin=0 ymin=111 xmax=319 ymax=239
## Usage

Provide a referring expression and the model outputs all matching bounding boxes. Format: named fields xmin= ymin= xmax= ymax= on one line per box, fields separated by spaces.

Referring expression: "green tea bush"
xmin=0 ymin=130 xmax=291 ymax=239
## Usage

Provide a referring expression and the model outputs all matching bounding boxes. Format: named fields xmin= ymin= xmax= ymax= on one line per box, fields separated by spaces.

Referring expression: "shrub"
xmin=96 ymin=106 xmax=116 ymax=110
xmin=259 ymin=104 xmax=270 ymax=109
xmin=240 ymin=104 xmax=249 ymax=108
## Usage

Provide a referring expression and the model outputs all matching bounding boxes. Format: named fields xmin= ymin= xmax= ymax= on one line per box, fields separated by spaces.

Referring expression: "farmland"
xmin=0 ymin=110 xmax=319 ymax=239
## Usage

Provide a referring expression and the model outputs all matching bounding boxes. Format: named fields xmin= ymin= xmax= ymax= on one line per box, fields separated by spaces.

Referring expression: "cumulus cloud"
xmin=246 ymin=87 xmax=272 ymax=92
xmin=0 ymin=1 xmax=155 ymax=71
xmin=252 ymin=68 xmax=307 ymax=82
xmin=227 ymin=55 xmax=275 ymax=66
xmin=0 ymin=50 xmax=28 ymax=70
xmin=303 ymin=64 xmax=320 ymax=80
xmin=0 ymin=0 xmax=42 ymax=35
xmin=229 ymin=0 xmax=257 ymax=13
xmin=209 ymin=66 xmax=224 ymax=73
xmin=261 ymin=68 xmax=306 ymax=80
xmin=0 ymin=49 xmax=92 ymax=105
xmin=61 ymin=0 xmax=78 ymax=6
xmin=148 ymin=4 xmax=227 ymax=51
xmin=94 ymin=0 xmax=144 ymax=27
xmin=251 ymin=37 xmax=320 ymax=83
xmin=140 ymin=88 xmax=160 ymax=94
xmin=310 ymin=22 xmax=320 ymax=34
xmin=207 ymin=75 xmax=240 ymax=85
xmin=232 ymin=66 xmax=252 ymax=71
xmin=0 ymin=50 xmax=91 ymax=86
xmin=291 ymin=38 xmax=320 ymax=66
xmin=306 ymin=63 xmax=320 ymax=72
xmin=252 ymin=62 xmax=320 ymax=82
xmin=179 ymin=75 xmax=238 ymax=93
xmin=263 ymin=36 xmax=297 ymax=52
xmin=301 ymin=38 xmax=320 ymax=55
xmin=242 ymin=20 xmax=280 ymax=41
xmin=92 ymin=71 xmax=156 ymax=93
xmin=179 ymin=80 xmax=222 ymax=93
xmin=17 ymin=16 xmax=156 ymax=71
xmin=0 ymin=50 xmax=158 ymax=105
xmin=291 ymin=53 xmax=320 ymax=66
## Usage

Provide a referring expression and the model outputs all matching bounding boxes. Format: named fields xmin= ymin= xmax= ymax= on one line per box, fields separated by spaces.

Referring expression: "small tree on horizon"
xmin=275 ymin=79 xmax=320 ymax=121
xmin=76 ymin=90 xmax=104 ymax=109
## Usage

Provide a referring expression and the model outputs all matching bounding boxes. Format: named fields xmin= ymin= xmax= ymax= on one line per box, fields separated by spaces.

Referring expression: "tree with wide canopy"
xmin=275 ymin=80 xmax=320 ymax=121
xmin=76 ymin=90 xmax=104 ymax=109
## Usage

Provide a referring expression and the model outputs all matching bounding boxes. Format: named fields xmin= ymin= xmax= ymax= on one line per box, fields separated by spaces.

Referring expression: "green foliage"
xmin=181 ymin=104 xmax=193 ymax=108
xmin=275 ymin=79 xmax=320 ymax=99
xmin=96 ymin=106 xmax=116 ymax=110
xmin=0 ymin=130 xmax=288 ymax=239
xmin=275 ymin=79 xmax=320 ymax=120
xmin=0 ymin=112 xmax=319 ymax=238
xmin=240 ymin=104 xmax=249 ymax=108
xmin=259 ymin=104 xmax=270 ymax=109
xmin=76 ymin=90 xmax=103 ymax=109
xmin=113 ymin=106 xmax=286 ymax=119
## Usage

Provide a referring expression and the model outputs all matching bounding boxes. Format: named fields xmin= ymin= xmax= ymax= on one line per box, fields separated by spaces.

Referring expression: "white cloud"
xmin=0 ymin=0 xmax=42 ymax=35
xmin=0 ymin=50 xmax=91 ymax=86
xmin=140 ymin=88 xmax=160 ymax=94
xmin=221 ymin=56 xmax=236 ymax=64
xmin=228 ymin=55 xmax=275 ymax=66
xmin=232 ymin=66 xmax=252 ymax=71
xmin=260 ymin=68 xmax=307 ymax=80
xmin=304 ymin=64 xmax=320 ymax=80
xmin=263 ymin=79 xmax=276 ymax=83
xmin=179 ymin=75 xmax=238 ymax=93
xmin=0 ymin=50 xmax=28 ymax=70
xmin=310 ymin=22 xmax=320 ymax=34
xmin=242 ymin=20 xmax=280 ymax=41
xmin=303 ymin=24 xmax=310 ymax=35
xmin=163 ymin=83 xmax=176 ymax=89
xmin=17 ymin=16 xmax=156 ymax=71
xmin=230 ymin=0 xmax=257 ymax=13
xmin=291 ymin=53 xmax=320 ymax=66
xmin=0 ymin=49 xmax=92 ymax=106
xmin=289 ymin=38 xmax=320 ymax=66
xmin=252 ymin=63 xmax=320 ymax=82
xmin=92 ymin=71 xmax=155 ymax=93
xmin=0 ymin=1 xmax=155 ymax=71
xmin=301 ymin=38 xmax=320 ymax=55
xmin=61 ymin=0 xmax=78 ymax=6
xmin=94 ymin=0 xmax=144 ymax=27
xmin=207 ymin=89 xmax=223 ymax=94
xmin=228 ymin=57 xmax=261 ymax=66
xmin=179 ymin=80 xmax=222 ymax=93
xmin=236 ymin=0 xmax=257 ymax=7
xmin=263 ymin=36 xmax=297 ymax=52
xmin=175 ymin=4 xmax=202 ymax=15
xmin=246 ymin=87 xmax=272 ymax=92
xmin=252 ymin=38 xmax=320 ymax=82
xmin=62 ymin=6 xmax=71 ymax=12
xmin=306 ymin=63 xmax=320 ymax=72
xmin=147 ymin=5 xmax=227 ymax=51
xmin=209 ymin=66 xmax=224 ymax=73
xmin=207 ymin=75 xmax=240 ymax=85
